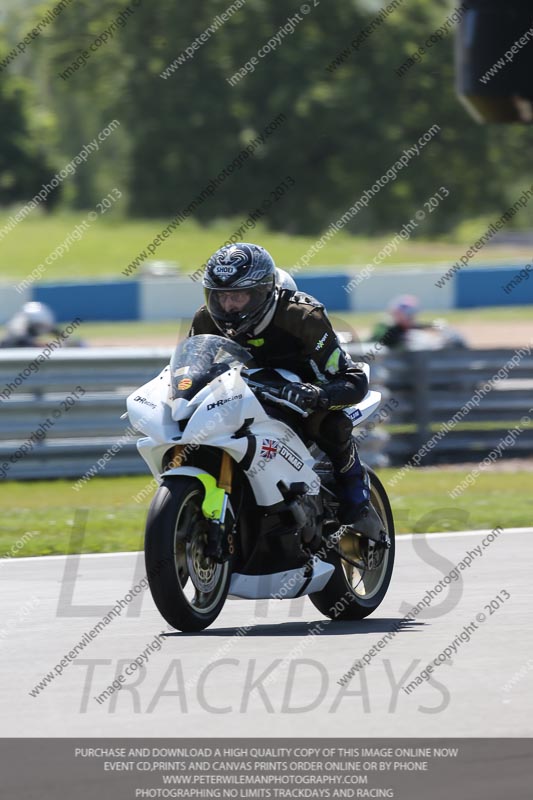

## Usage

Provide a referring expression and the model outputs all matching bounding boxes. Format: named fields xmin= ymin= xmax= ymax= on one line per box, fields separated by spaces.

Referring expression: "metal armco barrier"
xmin=1 ymin=345 xmax=531 ymax=480
xmin=0 ymin=348 xmax=170 ymax=481
xmin=376 ymin=346 xmax=533 ymax=464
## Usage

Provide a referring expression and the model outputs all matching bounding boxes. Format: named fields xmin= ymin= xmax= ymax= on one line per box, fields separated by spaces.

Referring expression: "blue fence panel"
xmin=456 ymin=266 xmax=533 ymax=307
xmin=296 ymin=272 xmax=351 ymax=311
xmin=34 ymin=281 xmax=140 ymax=322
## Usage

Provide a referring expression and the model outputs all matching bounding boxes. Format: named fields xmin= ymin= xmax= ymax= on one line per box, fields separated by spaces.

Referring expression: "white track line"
xmin=0 ymin=550 xmax=140 ymax=564
xmin=2 ymin=527 xmax=532 ymax=565
xmin=399 ymin=527 xmax=533 ymax=541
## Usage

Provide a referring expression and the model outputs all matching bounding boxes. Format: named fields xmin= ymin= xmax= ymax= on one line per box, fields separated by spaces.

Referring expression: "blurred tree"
xmin=28 ymin=0 xmax=131 ymax=209
xmin=4 ymin=0 xmax=533 ymax=233
xmin=119 ymin=2 xmax=245 ymax=217
xmin=0 ymin=31 xmax=53 ymax=207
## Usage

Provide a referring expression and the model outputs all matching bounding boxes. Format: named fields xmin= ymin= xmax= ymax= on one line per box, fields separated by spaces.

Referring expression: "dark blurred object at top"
xmin=456 ymin=0 xmax=533 ymax=123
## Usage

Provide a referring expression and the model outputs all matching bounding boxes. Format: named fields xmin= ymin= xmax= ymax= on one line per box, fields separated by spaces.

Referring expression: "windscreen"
xmin=170 ymin=334 xmax=255 ymax=400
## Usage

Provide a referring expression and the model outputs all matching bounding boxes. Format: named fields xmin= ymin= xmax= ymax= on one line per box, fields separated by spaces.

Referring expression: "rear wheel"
xmin=145 ymin=477 xmax=232 ymax=632
xmin=309 ymin=467 xmax=395 ymax=620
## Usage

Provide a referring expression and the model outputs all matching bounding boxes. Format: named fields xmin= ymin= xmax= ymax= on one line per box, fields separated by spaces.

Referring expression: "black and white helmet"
xmin=203 ymin=243 xmax=277 ymax=338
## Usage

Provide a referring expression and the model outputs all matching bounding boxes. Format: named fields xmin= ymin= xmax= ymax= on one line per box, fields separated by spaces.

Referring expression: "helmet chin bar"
xmin=217 ymin=301 xmax=266 ymax=338
xmin=218 ymin=314 xmax=251 ymax=338
xmin=224 ymin=313 xmax=242 ymax=329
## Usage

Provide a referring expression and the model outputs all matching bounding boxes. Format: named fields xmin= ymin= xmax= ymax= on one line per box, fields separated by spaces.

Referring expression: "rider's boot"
xmin=333 ymin=441 xmax=385 ymax=542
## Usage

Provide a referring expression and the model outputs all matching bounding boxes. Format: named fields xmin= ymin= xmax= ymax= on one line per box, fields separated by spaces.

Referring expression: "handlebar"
xmin=243 ymin=377 xmax=310 ymax=418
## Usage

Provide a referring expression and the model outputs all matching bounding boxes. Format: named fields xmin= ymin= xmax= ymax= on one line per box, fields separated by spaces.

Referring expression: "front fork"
xmin=169 ymin=446 xmax=234 ymax=562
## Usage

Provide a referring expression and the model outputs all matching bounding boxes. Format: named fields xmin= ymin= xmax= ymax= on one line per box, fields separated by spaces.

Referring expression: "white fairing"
xmin=127 ymin=357 xmax=381 ymax=504
xmin=229 ymin=558 xmax=335 ymax=599
xmin=177 ymin=366 xmax=317 ymax=506
xmin=126 ymin=335 xmax=384 ymax=604
xmin=343 ymin=390 xmax=382 ymax=428
xmin=126 ymin=366 xmax=177 ymax=443
xmin=126 ymin=364 xmax=318 ymax=505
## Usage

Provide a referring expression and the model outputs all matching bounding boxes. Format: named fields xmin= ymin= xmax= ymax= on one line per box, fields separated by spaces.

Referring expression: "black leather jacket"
xmin=188 ymin=289 xmax=368 ymax=410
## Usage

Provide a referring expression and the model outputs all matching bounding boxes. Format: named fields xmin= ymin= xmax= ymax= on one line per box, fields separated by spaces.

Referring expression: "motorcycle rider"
xmin=369 ymin=295 xmax=423 ymax=349
xmin=0 ymin=302 xmax=59 ymax=348
xmin=370 ymin=294 xmax=466 ymax=350
xmin=188 ymin=242 xmax=383 ymax=539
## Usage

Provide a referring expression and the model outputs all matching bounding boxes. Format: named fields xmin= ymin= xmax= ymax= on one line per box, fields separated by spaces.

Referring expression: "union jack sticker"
xmin=260 ymin=438 xmax=278 ymax=460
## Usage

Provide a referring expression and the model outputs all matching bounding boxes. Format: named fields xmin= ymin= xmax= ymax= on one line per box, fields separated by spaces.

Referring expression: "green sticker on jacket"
xmin=325 ymin=347 xmax=342 ymax=374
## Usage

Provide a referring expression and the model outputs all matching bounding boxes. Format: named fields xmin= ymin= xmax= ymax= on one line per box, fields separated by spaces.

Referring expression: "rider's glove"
xmin=280 ymin=382 xmax=329 ymax=411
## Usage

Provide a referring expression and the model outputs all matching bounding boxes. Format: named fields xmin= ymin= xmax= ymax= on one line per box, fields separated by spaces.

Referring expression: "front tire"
xmin=145 ymin=477 xmax=232 ymax=632
xmin=309 ymin=467 xmax=395 ymax=620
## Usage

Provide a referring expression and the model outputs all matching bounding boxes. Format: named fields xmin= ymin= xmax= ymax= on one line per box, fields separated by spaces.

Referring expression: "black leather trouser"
xmin=302 ymin=410 xmax=358 ymax=474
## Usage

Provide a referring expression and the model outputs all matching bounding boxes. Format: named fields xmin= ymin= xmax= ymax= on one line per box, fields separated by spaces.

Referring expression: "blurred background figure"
xmin=369 ymin=294 xmax=466 ymax=350
xmin=0 ymin=301 xmax=59 ymax=348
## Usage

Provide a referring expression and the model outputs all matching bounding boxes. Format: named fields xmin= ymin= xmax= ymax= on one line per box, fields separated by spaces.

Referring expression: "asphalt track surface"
xmin=2 ymin=528 xmax=532 ymax=737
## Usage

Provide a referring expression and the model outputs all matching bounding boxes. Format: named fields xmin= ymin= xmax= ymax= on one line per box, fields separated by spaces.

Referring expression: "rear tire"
xmin=145 ymin=477 xmax=232 ymax=632
xmin=309 ymin=467 xmax=395 ymax=620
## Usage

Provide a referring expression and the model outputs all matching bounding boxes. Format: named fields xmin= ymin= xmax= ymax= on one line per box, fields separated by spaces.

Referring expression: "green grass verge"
xmin=1 ymin=211 xmax=532 ymax=281
xmin=0 ymin=477 xmax=149 ymax=558
xmin=0 ymin=469 xmax=528 ymax=559
xmin=387 ymin=468 xmax=531 ymax=533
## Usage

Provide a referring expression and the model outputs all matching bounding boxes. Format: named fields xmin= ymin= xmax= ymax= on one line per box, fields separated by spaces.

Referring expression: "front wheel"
xmin=145 ymin=477 xmax=232 ymax=632
xmin=309 ymin=467 xmax=395 ymax=620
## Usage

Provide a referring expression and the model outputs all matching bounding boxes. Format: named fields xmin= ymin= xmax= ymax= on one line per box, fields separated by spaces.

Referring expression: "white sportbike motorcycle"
xmin=126 ymin=334 xmax=395 ymax=632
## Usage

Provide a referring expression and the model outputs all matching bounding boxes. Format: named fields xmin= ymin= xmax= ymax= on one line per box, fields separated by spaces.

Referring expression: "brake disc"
xmin=186 ymin=521 xmax=219 ymax=593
